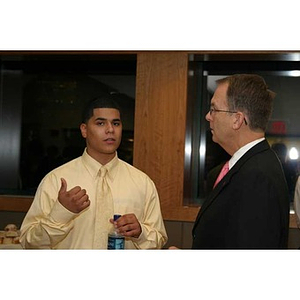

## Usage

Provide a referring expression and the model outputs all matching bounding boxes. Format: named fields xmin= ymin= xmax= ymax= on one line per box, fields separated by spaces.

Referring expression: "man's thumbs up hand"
xmin=58 ymin=178 xmax=90 ymax=213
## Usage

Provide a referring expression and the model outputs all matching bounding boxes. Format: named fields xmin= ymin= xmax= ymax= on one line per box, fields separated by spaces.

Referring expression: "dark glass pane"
xmin=185 ymin=55 xmax=300 ymax=208
xmin=0 ymin=54 xmax=136 ymax=196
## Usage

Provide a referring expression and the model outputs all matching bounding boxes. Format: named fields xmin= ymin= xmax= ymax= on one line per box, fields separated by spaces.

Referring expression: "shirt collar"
xmin=82 ymin=148 xmax=119 ymax=181
xmin=229 ymin=137 xmax=265 ymax=169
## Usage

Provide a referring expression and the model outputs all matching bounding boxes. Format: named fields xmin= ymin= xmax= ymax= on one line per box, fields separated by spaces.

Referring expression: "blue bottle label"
xmin=107 ymin=235 xmax=125 ymax=250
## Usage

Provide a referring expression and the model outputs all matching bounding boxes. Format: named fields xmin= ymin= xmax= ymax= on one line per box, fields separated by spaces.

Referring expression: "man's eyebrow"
xmin=95 ymin=117 xmax=121 ymax=122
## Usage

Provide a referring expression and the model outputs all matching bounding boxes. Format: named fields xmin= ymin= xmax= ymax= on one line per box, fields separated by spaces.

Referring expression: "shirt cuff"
xmin=49 ymin=200 xmax=77 ymax=225
xmin=130 ymin=224 xmax=148 ymax=247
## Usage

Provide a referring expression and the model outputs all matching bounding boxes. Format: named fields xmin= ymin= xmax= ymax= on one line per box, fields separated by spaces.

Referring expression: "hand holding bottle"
xmin=110 ymin=213 xmax=142 ymax=238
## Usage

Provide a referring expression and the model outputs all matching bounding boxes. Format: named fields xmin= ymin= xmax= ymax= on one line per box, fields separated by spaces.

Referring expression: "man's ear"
xmin=80 ymin=123 xmax=87 ymax=138
xmin=232 ymin=112 xmax=245 ymax=130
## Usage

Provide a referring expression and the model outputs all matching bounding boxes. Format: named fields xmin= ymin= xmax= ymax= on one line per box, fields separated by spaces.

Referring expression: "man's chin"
xmin=211 ymin=134 xmax=217 ymax=143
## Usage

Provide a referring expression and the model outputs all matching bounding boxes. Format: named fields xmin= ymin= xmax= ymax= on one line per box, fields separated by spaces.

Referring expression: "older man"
xmin=192 ymin=74 xmax=290 ymax=249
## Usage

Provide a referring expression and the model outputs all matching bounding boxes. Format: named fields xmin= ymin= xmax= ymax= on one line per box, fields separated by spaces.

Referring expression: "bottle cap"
xmin=113 ymin=214 xmax=122 ymax=221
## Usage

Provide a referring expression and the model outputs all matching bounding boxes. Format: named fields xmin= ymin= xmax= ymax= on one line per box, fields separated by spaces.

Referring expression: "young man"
xmin=192 ymin=74 xmax=290 ymax=249
xmin=20 ymin=95 xmax=167 ymax=249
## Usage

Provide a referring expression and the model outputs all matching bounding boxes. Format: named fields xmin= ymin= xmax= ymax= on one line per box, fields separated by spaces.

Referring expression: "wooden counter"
xmin=0 ymin=195 xmax=298 ymax=228
xmin=0 ymin=195 xmax=33 ymax=212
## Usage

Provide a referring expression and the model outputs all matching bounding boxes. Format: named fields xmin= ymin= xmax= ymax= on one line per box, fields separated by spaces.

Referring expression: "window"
xmin=0 ymin=53 xmax=136 ymax=195
xmin=184 ymin=53 xmax=300 ymax=207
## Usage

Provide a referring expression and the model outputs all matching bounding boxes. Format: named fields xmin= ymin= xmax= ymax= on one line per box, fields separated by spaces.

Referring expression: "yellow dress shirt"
xmin=20 ymin=149 xmax=167 ymax=249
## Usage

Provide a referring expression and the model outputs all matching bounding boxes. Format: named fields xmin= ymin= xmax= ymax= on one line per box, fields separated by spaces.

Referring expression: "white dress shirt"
xmin=229 ymin=138 xmax=265 ymax=170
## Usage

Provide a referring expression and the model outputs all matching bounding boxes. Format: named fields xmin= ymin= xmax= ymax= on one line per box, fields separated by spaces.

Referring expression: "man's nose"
xmin=205 ymin=111 xmax=211 ymax=122
xmin=106 ymin=122 xmax=114 ymax=133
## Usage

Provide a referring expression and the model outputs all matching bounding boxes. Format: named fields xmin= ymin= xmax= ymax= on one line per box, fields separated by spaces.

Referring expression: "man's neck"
xmin=225 ymin=131 xmax=265 ymax=156
xmin=86 ymin=148 xmax=116 ymax=166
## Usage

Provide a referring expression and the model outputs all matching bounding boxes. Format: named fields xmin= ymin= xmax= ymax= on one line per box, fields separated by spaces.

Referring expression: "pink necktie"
xmin=213 ymin=161 xmax=229 ymax=188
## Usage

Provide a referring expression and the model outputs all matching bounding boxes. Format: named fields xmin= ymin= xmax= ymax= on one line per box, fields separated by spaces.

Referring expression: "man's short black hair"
xmin=82 ymin=94 xmax=122 ymax=123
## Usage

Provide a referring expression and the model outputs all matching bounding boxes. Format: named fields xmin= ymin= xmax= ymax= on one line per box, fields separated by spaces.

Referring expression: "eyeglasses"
xmin=209 ymin=107 xmax=237 ymax=115
xmin=209 ymin=107 xmax=248 ymax=125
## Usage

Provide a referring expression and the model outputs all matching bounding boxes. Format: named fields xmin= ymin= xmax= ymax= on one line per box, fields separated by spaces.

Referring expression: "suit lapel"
xmin=193 ymin=140 xmax=270 ymax=231
xmin=194 ymin=167 xmax=232 ymax=226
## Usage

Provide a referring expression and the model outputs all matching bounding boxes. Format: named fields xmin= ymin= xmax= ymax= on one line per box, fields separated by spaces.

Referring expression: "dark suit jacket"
xmin=192 ymin=140 xmax=290 ymax=249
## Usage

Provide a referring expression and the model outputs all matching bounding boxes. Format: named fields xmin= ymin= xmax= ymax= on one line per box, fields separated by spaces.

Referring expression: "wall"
xmin=134 ymin=51 xmax=199 ymax=222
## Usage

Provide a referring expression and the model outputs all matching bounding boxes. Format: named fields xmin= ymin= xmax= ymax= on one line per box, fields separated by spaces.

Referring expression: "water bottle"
xmin=107 ymin=214 xmax=125 ymax=249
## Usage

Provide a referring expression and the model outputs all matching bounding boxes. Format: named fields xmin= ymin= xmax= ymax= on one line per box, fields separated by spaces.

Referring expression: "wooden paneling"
xmin=134 ymin=52 xmax=198 ymax=221
xmin=290 ymin=213 xmax=298 ymax=228
xmin=0 ymin=196 xmax=33 ymax=212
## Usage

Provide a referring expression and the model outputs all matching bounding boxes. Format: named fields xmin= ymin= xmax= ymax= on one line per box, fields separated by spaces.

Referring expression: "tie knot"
xmin=99 ymin=167 xmax=108 ymax=179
